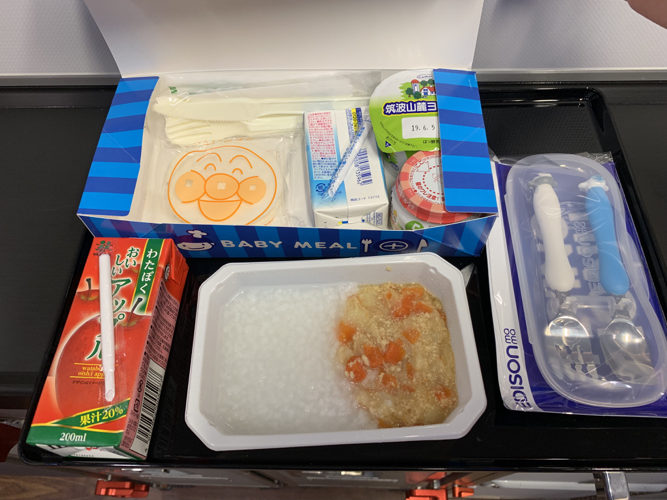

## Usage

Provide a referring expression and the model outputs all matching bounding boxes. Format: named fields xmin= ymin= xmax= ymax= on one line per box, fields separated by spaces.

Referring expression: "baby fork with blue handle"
xmin=579 ymin=175 xmax=653 ymax=383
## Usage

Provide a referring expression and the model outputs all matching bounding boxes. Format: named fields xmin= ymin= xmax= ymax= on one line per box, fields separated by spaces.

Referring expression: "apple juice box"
xmin=27 ymin=237 xmax=188 ymax=459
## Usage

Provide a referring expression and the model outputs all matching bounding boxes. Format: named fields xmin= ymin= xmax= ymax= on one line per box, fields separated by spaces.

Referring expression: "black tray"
xmin=19 ymin=83 xmax=667 ymax=471
xmin=0 ymin=86 xmax=116 ymax=409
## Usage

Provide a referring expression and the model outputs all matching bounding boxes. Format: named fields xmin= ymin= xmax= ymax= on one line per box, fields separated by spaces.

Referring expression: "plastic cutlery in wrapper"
xmin=153 ymin=73 xmax=373 ymax=146
xmin=153 ymin=71 xmax=379 ymax=123
xmin=153 ymin=95 xmax=370 ymax=122
xmin=164 ymin=115 xmax=302 ymax=146
xmin=494 ymin=153 xmax=667 ymax=412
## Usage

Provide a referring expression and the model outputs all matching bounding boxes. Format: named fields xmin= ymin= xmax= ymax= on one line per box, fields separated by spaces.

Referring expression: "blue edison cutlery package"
xmin=488 ymin=153 xmax=667 ymax=416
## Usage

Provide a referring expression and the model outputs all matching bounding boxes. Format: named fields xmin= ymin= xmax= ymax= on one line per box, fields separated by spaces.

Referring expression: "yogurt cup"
xmin=390 ymin=151 xmax=471 ymax=230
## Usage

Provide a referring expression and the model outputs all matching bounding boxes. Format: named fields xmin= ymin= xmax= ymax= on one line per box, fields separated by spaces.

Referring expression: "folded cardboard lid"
xmin=84 ymin=0 xmax=483 ymax=78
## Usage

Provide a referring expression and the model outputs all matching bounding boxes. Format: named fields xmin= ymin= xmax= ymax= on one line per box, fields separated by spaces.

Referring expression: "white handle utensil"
xmin=533 ymin=177 xmax=575 ymax=293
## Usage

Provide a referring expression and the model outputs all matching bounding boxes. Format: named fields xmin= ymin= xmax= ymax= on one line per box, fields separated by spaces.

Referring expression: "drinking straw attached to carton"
xmin=98 ymin=253 xmax=115 ymax=402
xmin=324 ymin=119 xmax=371 ymax=199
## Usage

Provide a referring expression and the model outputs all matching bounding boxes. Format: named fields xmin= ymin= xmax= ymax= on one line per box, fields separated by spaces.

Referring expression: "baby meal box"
xmin=79 ymin=0 xmax=496 ymax=259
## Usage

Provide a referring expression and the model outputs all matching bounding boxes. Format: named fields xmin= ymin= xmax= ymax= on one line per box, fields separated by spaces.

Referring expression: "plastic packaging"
xmin=128 ymin=71 xmax=405 ymax=228
xmin=186 ymin=253 xmax=485 ymax=450
xmin=132 ymin=133 xmax=304 ymax=227
xmin=131 ymin=72 xmax=378 ymax=228
xmin=488 ymin=153 xmax=667 ymax=415
xmin=152 ymin=71 xmax=379 ymax=144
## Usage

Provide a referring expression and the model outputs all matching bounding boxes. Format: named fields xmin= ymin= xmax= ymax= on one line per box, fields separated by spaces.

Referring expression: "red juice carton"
xmin=26 ymin=237 xmax=188 ymax=459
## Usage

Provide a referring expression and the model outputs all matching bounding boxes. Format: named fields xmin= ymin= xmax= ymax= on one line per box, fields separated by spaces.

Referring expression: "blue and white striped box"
xmin=77 ymin=70 xmax=497 ymax=259
xmin=435 ymin=69 xmax=497 ymax=215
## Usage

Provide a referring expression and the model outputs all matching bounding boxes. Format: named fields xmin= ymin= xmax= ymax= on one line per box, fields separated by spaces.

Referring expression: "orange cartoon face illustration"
xmin=167 ymin=145 xmax=277 ymax=225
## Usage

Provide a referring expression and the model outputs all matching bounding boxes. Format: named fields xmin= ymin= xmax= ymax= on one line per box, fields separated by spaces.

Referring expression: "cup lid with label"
xmin=395 ymin=151 xmax=470 ymax=225
xmin=369 ymin=70 xmax=440 ymax=154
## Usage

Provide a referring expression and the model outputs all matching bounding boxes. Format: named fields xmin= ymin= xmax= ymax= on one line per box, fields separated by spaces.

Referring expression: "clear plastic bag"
xmin=134 ymin=134 xmax=305 ymax=227
xmin=150 ymin=70 xmax=381 ymax=145
xmin=128 ymin=71 xmax=388 ymax=228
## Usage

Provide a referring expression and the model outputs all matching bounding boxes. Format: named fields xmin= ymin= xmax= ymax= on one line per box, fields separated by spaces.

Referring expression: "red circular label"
xmin=396 ymin=151 xmax=471 ymax=225
xmin=408 ymin=153 xmax=444 ymax=204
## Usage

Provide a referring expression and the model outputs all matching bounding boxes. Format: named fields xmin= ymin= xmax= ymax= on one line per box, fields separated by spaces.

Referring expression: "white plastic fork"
xmin=153 ymin=96 xmax=370 ymax=122
xmin=164 ymin=116 xmax=302 ymax=146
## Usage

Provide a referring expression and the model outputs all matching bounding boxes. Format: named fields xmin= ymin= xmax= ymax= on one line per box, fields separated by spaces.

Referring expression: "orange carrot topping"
xmin=402 ymin=328 xmax=421 ymax=344
xmin=379 ymin=371 xmax=398 ymax=390
xmin=406 ymin=362 xmax=415 ymax=380
xmin=413 ymin=301 xmax=433 ymax=314
xmin=392 ymin=296 xmax=414 ymax=318
xmin=403 ymin=284 xmax=425 ymax=300
xmin=345 ymin=356 xmax=367 ymax=383
xmin=392 ymin=285 xmax=428 ymax=317
xmin=337 ymin=321 xmax=356 ymax=344
xmin=384 ymin=340 xmax=406 ymax=364
xmin=362 ymin=344 xmax=384 ymax=368
xmin=435 ymin=386 xmax=453 ymax=402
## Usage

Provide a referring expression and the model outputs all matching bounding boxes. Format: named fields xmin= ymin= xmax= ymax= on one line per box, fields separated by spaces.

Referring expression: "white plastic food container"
xmin=185 ymin=253 xmax=485 ymax=450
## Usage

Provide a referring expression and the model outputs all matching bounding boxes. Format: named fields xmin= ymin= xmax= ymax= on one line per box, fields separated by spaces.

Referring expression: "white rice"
xmin=206 ymin=282 xmax=375 ymax=435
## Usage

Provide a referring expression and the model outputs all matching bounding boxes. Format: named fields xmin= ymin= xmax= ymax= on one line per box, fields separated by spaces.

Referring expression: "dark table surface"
xmin=5 ymin=80 xmax=667 ymax=471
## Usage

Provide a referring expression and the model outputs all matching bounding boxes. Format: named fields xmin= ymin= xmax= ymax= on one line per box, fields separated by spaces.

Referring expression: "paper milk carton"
xmin=305 ymin=108 xmax=389 ymax=229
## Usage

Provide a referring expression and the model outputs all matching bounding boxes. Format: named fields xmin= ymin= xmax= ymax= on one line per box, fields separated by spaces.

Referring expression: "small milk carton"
xmin=26 ymin=237 xmax=188 ymax=459
xmin=305 ymin=107 xmax=389 ymax=229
